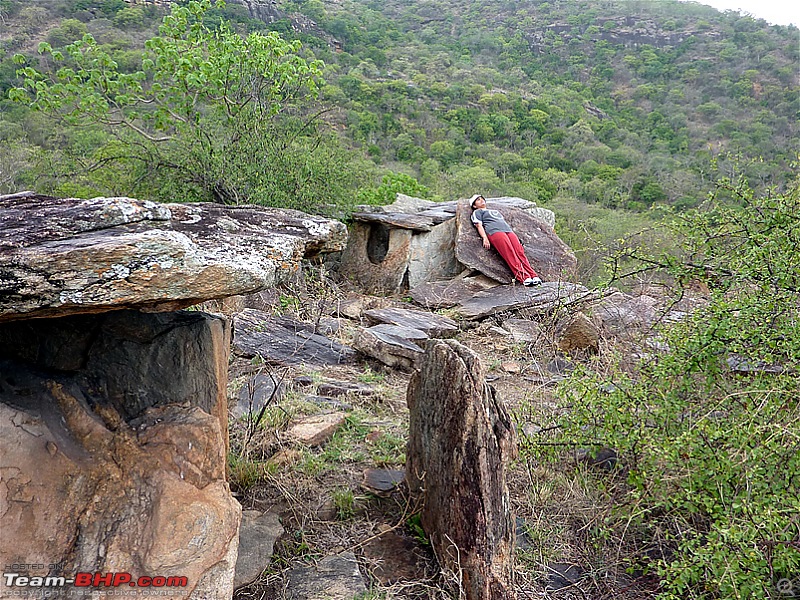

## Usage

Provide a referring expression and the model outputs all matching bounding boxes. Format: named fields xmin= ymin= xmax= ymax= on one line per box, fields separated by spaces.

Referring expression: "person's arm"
xmin=474 ymin=221 xmax=491 ymax=249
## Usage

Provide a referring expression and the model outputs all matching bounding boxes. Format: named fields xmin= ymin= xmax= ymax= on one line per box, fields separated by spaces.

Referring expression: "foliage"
xmin=10 ymin=0 xmax=361 ymax=214
xmin=552 ymin=174 xmax=800 ymax=598
xmin=355 ymin=171 xmax=431 ymax=206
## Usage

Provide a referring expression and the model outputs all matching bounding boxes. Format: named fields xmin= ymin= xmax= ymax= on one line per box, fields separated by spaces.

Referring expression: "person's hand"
xmin=483 ymin=238 xmax=490 ymax=249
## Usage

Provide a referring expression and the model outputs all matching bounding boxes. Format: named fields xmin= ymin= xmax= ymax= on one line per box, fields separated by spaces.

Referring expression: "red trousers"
xmin=488 ymin=231 xmax=538 ymax=283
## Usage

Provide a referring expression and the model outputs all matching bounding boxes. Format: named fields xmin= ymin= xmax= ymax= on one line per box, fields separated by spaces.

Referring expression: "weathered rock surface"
xmin=556 ymin=312 xmax=600 ymax=352
xmin=353 ymin=326 xmax=425 ymax=371
xmin=361 ymin=468 xmax=406 ymax=496
xmin=455 ymin=200 xmax=577 ymax=284
xmin=456 ymin=281 xmax=593 ymax=320
xmin=589 ymin=292 xmax=660 ymax=334
xmin=0 ymin=193 xmax=346 ymax=322
xmin=406 ymin=340 xmax=518 ymax=600
xmin=233 ymin=309 xmax=356 ymax=367
xmin=503 ymin=318 xmax=545 ymax=343
xmin=364 ymin=307 xmax=459 ymax=337
xmin=316 ymin=381 xmax=377 ymax=398
xmin=233 ymin=373 xmax=285 ymax=420
xmin=338 ymin=222 xmax=413 ymax=295
xmin=0 ymin=311 xmax=239 ymax=599
xmin=234 ymin=510 xmax=284 ymax=590
xmin=361 ymin=530 xmax=428 ymax=584
xmin=407 ymin=218 xmax=463 ymax=288
xmin=287 ymin=412 xmax=348 ymax=446
xmin=285 ymin=553 xmax=366 ymax=600
xmin=410 ymin=274 xmax=499 ymax=309
xmin=351 ymin=211 xmax=435 ymax=231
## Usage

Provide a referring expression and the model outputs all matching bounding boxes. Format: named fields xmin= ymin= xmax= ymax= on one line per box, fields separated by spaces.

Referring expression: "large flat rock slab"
xmin=233 ymin=309 xmax=357 ymax=367
xmin=410 ymin=275 xmax=499 ymax=309
xmin=0 ymin=193 xmax=346 ymax=322
xmin=456 ymin=281 xmax=593 ymax=320
xmin=350 ymin=211 xmax=434 ymax=231
xmin=455 ymin=200 xmax=576 ymax=283
xmin=364 ymin=307 xmax=459 ymax=337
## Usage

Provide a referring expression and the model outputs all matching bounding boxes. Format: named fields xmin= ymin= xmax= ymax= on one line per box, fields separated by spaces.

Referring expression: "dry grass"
xmin=229 ymin=268 xmax=675 ymax=599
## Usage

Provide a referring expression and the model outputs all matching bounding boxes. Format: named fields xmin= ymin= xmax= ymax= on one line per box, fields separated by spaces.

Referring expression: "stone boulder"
xmin=455 ymin=200 xmax=576 ymax=284
xmin=556 ymin=312 xmax=601 ymax=352
xmin=406 ymin=340 xmax=517 ymax=600
xmin=0 ymin=193 xmax=346 ymax=322
xmin=589 ymin=291 xmax=660 ymax=334
xmin=0 ymin=311 xmax=239 ymax=600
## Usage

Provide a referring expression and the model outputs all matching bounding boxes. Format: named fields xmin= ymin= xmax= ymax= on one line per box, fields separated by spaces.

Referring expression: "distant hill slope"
xmin=0 ymin=0 xmax=796 ymax=209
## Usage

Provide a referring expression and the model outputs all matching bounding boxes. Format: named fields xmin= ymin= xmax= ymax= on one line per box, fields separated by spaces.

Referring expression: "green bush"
xmin=552 ymin=175 xmax=800 ymax=598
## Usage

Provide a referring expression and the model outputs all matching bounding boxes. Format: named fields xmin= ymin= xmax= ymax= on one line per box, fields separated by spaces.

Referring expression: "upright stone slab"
xmin=407 ymin=218 xmax=463 ymax=288
xmin=0 ymin=312 xmax=239 ymax=600
xmin=406 ymin=340 xmax=517 ymax=600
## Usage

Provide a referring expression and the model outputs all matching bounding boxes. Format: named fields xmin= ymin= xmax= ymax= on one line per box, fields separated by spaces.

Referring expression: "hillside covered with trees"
xmin=1 ymin=0 xmax=797 ymax=215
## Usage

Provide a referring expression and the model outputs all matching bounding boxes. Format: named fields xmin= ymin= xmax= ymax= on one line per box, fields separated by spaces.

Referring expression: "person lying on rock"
xmin=470 ymin=194 xmax=542 ymax=286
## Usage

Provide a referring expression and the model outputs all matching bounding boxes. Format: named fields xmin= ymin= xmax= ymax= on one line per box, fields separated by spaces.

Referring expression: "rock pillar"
xmin=406 ymin=339 xmax=518 ymax=600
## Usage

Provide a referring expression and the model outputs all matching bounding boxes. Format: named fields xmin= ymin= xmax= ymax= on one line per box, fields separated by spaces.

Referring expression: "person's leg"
xmin=488 ymin=231 xmax=528 ymax=283
xmin=506 ymin=232 xmax=538 ymax=279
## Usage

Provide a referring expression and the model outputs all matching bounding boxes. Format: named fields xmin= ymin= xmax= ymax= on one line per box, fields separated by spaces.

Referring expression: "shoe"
xmin=523 ymin=277 xmax=542 ymax=286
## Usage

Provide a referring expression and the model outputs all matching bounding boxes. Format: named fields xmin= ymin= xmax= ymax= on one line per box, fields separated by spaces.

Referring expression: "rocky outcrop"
xmin=340 ymin=194 xmax=559 ymax=294
xmin=0 ymin=193 xmax=346 ymax=322
xmin=0 ymin=193 xmax=347 ymax=599
xmin=0 ymin=311 xmax=239 ymax=599
xmin=455 ymin=200 xmax=577 ymax=284
xmin=406 ymin=340 xmax=517 ymax=600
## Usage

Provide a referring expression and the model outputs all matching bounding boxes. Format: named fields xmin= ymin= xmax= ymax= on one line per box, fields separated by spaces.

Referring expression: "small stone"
xmin=545 ymin=563 xmax=582 ymax=591
xmin=304 ymin=396 xmax=352 ymax=410
xmin=361 ymin=468 xmax=406 ymax=497
xmin=501 ymin=361 xmax=521 ymax=374
xmin=362 ymin=531 xmax=427 ymax=584
xmin=488 ymin=326 xmax=512 ymax=337
xmin=234 ymin=374 xmax=284 ymax=419
xmin=285 ymin=553 xmax=366 ymax=600
xmin=234 ymin=510 xmax=284 ymax=589
xmin=365 ymin=430 xmax=383 ymax=443
xmin=293 ymin=376 xmax=316 ymax=387
xmin=317 ymin=381 xmax=377 ymax=398
xmin=576 ymin=447 xmax=618 ymax=471
xmin=46 ymin=441 xmax=58 ymax=457
xmin=556 ymin=312 xmax=600 ymax=353
xmin=503 ymin=318 xmax=544 ymax=343
xmin=287 ymin=412 xmax=347 ymax=446
xmin=267 ymin=449 xmax=303 ymax=469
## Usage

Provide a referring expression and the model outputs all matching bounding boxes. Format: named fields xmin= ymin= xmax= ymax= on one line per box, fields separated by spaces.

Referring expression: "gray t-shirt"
xmin=471 ymin=208 xmax=512 ymax=236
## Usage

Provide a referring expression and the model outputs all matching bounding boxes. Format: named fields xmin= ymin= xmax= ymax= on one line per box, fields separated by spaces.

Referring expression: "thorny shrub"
xmin=550 ymin=174 xmax=800 ymax=598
